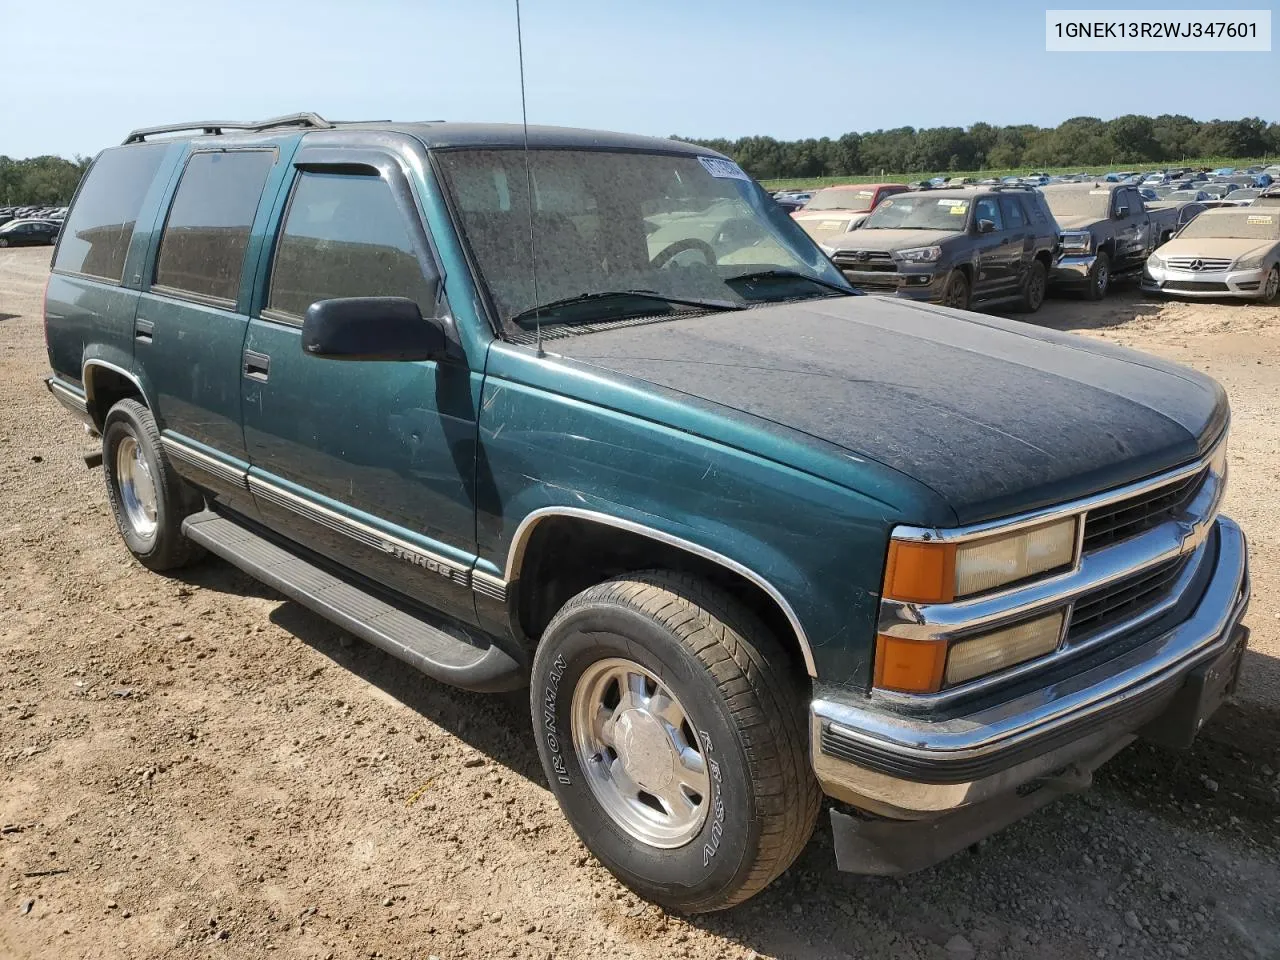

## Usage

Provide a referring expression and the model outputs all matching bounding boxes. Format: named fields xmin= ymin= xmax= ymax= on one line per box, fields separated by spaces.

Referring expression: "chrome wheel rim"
xmin=570 ymin=657 xmax=710 ymax=848
xmin=1028 ymin=269 xmax=1045 ymax=308
xmin=1264 ymin=268 xmax=1280 ymax=301
xmin=1095 ymin=264 xmax=1109 ymax=296
xmin=116 ymin=435 xmax=158 ymax=540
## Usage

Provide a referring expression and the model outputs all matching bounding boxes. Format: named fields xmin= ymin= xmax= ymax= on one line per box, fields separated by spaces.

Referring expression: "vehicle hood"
xmin=824 ymin=228 xmax=959 ymax=254
xmin=1053 ymin=215 xmax=1106 ymax=231
xmin=1157 ymin=237 xmax=1278 ymax=261
xmin=550 ymin=296 xmax=1226 ymax=524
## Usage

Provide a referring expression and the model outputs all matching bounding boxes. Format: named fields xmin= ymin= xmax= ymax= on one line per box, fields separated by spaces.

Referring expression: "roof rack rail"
xmin=123 ymin=112 xmax=333 ymax=145
xmin=987 ymin=183 xmax=1036 ymax=191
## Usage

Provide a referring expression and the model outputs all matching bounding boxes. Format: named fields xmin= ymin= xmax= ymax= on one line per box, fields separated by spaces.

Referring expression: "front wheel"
xmin=1260 ymin=264 xmax=1280 ymax=304
xmin=0 ymin=239 xmax=9 ymax=248
xmin=941 ymin=269 xmax=970 ymax=310
xmin=1083 ymin=251 xmax=1111 ymax=301
xmin=530 ymin=571 xmax=819 ymax=913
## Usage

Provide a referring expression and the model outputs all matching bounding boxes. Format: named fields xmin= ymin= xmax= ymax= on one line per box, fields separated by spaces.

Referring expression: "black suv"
xmin=821 ymin=186 xmax=1061 ymax=312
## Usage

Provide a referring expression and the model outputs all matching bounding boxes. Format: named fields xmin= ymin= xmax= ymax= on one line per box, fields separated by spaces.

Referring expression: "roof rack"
xmin=987 ymin=183 xmax=1037 ymax=192
xmin=123 ymin=112 xmax=333 ymax=145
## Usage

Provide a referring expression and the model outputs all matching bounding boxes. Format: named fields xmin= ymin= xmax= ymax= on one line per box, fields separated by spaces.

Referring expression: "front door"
xmin=241 ymin=156 xmax=480 ymax=624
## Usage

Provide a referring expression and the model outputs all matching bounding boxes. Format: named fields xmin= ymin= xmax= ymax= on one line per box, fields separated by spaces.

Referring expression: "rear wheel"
xmin=530 ymin=571 xmax=819 ymax=913
xmin=102 ymin=399 xmax=205 ymax=571
xmin=0 ymin=239 xmax=9 ymax=248
xmin=942 ymin=270 xmax=970 ymax=310
xmin=1083 ymin=251 xmax=1111 ymax=301
xmin=1016 ymin=260 xmax=1048 ymax=313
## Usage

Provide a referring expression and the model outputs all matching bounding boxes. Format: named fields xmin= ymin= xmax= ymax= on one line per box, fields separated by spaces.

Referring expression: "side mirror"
xmin=1116 ymin=205 xmax=1130 ymax=219
xmin=976 ymin=218 xmax=996 ymax=234
xmin=301 ymin=297 xmax=447 ymax=362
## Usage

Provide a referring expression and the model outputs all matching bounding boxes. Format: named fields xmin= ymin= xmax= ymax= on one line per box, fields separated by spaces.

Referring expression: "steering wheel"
xmin=651 ymin=238 xmax=718 ymax=270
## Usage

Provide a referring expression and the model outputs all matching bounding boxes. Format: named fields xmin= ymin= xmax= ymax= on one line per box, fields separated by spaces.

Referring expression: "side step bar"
xmin=182 ymin=511 xmax=525 ymax=693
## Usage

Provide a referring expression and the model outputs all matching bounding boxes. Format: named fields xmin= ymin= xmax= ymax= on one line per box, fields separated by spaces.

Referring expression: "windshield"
xmin=1042 ymin=188 xmax=1112 ymax=219
xmin=861 ymin=194 xmax=970 ymax=230
xmin=435 ymin=148 xmax=848 ymax=330
xmin=1179 ymin=210 xmax=1280 ymax=240
xmin=1167 ymin=190 xmax=1204 ymax=201
xmin=804 ymin=187 xmax=877 ymax=212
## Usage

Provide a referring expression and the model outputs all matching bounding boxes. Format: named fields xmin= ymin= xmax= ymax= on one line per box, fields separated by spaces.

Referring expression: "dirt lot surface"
xmin=2 ymin=246 xmax=1279 ymax=960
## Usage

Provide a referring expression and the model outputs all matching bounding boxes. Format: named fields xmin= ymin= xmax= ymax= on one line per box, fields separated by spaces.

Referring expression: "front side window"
xmin=435 ymin=148 xmax=846 ymax=332
xmin=974 ymin=197 xmax=1004 ymax=231
xmin=266 ymin=171 xmax=434 ymax=321
xmin=53 ymin=142 xmax=168 ymax=282
xmin=154 ymin=150 xmax=276 ymax=303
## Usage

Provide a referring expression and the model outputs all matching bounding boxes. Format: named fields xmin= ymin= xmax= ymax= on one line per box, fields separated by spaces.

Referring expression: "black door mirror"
xmin=1115 ymin=205 xmax=1130 ymax=219
xmin=301 ymin=297 xmax=447 ymax=362
xmin=976 ymin=218 xmax=996 ymax=234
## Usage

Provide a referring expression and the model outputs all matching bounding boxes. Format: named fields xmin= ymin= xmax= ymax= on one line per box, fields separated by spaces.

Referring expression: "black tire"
xmin=530 ymin=571 xmax=819 ymax=913
xmin=1083 ymin=250 xmax=1111 ymax=301
xmin=942 ymin=269 xmax=970 ymax=310
xmin=1260 ymin=265 xmax=1280 ymax=304
xmin=0 ymin=238 xmax=9 ymax=248
xmin=1016 ymin=259 xmax=1048 ymax=313
xmin=101 ymin=399 xmax=205 ymax=571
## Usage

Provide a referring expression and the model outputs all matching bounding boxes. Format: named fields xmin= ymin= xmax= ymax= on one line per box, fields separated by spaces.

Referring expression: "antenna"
xmin=515 ymin=0 xmax=544 ymax=356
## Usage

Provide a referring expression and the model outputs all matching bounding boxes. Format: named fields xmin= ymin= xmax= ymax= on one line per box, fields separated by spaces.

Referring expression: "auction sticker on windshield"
xmin=698 ymin=157 xmax=751 ymax=181
xmin=1247 ymin=214 xmax=1275 ymax=224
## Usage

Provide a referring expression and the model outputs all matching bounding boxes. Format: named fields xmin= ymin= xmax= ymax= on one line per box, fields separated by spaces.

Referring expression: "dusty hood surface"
xmin=1157 ymin=237 xmax=1278 ymax=261
xmin=550 ymin=296 xmax=1227 ymax=523
xmin=824 ymin=228 xmax=959 ymax=254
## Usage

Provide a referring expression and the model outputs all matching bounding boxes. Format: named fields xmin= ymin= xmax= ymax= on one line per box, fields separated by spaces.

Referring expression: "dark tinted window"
xmin=154 ymin=150 xmax=275 ymax=303
xmin=53 ymin=143 xmax=168 ymax=282
xmin=974 ymin=196 xmax=1004 ymax=230
xmin=266 ymin=172 xmax=433 ymax=320
xmin=999 ymin=196 xmax=1028 ymax=228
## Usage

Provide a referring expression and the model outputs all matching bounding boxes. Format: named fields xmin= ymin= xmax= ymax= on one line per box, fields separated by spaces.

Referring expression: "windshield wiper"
xmin=724 ymin=269 xmax=856 ymax=295
xmin=510 ymin=289 xmax=743 ymax=326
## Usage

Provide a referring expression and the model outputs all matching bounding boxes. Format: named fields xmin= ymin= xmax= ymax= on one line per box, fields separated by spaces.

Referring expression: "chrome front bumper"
xmin=810 ymin=515 xmax=1249 ymax=821
xmin=1051 ymin=253 xmax=1097 ymax=283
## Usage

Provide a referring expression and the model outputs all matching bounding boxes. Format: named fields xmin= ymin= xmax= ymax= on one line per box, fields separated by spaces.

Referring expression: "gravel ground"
xmin=2 ymin=246 xmax=1278 ymax=960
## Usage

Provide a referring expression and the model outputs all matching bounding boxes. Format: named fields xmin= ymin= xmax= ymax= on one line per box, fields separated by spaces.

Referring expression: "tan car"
xmin=791 ymin=183 xmax=908 ymax=243
xmin=1141 ymin=206 xmax=1280 ymax=302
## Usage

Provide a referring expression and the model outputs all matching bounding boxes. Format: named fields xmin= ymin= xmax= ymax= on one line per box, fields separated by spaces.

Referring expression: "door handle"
xmin=243 ymin=350 xmax=271 ymax=382
xmin=134 ymin=318 xmax=154 ymax=342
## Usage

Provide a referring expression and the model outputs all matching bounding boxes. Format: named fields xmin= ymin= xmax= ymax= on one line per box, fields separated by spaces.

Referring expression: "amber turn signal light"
xmin=872 ymin=634 xmax=948 ymax=694
xmin=883 ymin=539 xmax=956 ymax=604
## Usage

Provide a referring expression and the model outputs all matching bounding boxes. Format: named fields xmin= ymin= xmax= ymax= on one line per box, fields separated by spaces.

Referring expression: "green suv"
xmin=44 ymin=113 xmax=1250 ymax=913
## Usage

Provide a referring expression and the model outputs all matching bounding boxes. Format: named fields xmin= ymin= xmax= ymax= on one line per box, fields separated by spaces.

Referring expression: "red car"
xmin=791 ymin=183 xmax=909 ymax=239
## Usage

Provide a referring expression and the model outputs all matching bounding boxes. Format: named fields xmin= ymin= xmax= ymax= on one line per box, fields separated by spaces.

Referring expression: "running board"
xmin=182 ymin=511 xmax=525 ymax=692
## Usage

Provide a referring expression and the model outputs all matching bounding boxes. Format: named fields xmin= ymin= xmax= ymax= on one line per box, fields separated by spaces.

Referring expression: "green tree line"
xmin=0 ymin=155 xmax=91 ymax=205
xmin=677 ymin=115 xmax=1280 ymax=180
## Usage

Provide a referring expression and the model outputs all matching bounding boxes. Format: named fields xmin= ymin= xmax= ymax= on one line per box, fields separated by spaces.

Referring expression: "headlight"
xmin=883 ymin=516 xmax=1078 ymax=604
xmin=1234 ymin=252 xmax=1267 ymax=270
xmin=943 ymin=611 xmax=1066 ymax=686
xmin=874 ymin=517 xmax=1080 ymax=694
xmin=1147 ymin=252 xmax=1165 ymax=269
xmin=1060 ymin=231 xmax=1092 ymax=254
xmin=894 ymin=245 xmax=942 ymax=263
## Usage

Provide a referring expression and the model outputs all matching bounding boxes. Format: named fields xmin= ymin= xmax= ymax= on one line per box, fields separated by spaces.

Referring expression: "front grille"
xmin=1165 ymin=257 xmax=1232 ymax=272
xmin=1082 ymin=466 xmax=1208 ymax=552
xmin=832 ymin=251 xmax=897 ymax=273
xmin=1164 ymin=280 xmax=1230 ymax=292
xmin=1067 ymin=557 xmax=1186 ymax=643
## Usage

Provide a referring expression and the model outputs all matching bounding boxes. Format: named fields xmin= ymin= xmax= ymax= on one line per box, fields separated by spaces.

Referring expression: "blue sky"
xmin=3 ymin=0 xmax=1276 ymax=159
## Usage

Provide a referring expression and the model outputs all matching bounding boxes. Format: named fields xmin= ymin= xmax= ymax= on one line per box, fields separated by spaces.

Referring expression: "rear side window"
xmin=265 ymin=171 xmax=433 ymax=320
xmin=154 ymin=150 xmax=276 ymax=304
xmin=999 ymin=196 xmax=1028 ymax=228
xmin=53 ymin=143 xmax=168 ymax=282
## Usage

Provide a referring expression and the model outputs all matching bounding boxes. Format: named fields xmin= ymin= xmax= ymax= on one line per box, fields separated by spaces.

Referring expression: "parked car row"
xmin=0 ymin=204 xmax=67 ymax=224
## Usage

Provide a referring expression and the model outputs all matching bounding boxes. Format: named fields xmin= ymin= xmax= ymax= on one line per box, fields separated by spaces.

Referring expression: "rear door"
xmin=240 ymin=148 xmax=479 ymax=624
xmin=999 ymin=194 xmax=1034 ymax=287
xmin=971 ymin=195 xmax=1015 ymax=295
xmin=134 ymin=146 xmax=291 ymax=514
